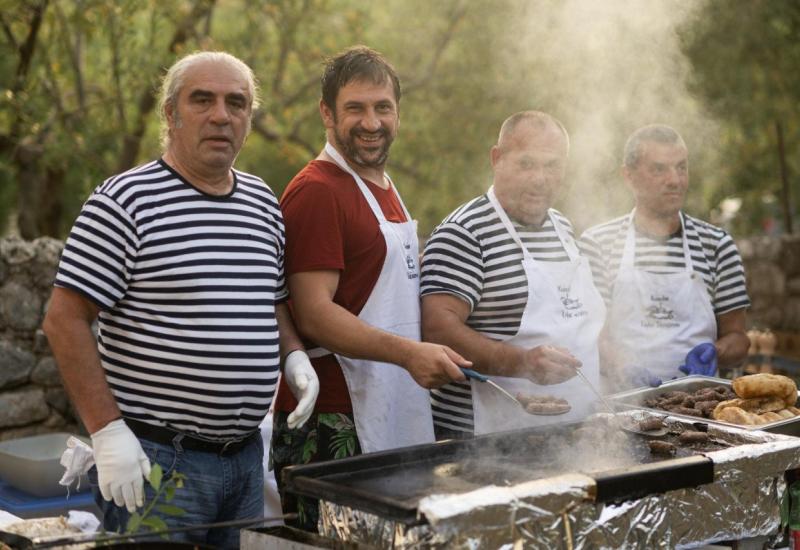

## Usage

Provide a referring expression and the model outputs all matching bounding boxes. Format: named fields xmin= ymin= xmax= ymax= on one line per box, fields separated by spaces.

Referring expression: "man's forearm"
xmin=43 ymin=293 xmax=119 ymax=434
xmin=716 ymin=331 xmax=749 ymax=367
xmin=276 ymin=302 xmax=305 ymax=360
xmin=715 ymin=309 xmax=749 ymax=368
xmin=422 ymin=305 xmax=522 ymax=377
xmin=295 ymin=298 xmax=420 ymax=366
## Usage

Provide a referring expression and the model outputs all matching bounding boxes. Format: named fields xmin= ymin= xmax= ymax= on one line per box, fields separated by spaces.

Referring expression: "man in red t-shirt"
xmin=271 ymin=46 xmax=470 ymax=531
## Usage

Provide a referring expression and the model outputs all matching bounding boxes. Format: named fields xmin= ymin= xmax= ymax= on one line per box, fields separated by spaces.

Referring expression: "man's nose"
xmin=665 ymin=167 xmax=683 ymax=185
xmin=528 ymin=165 xmax=548 ymax=183
xmin=360 ymin=109 xmax=381 ymax=131
xmin=209 ymin=99 xmax=231 ymax=124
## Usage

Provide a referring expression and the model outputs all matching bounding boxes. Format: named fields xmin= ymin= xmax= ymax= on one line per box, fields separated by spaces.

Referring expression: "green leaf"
xmin=148 ymin=463 xmax=163 ymax=491
xmin=165 ymin=484 xmax=176 ymax=502
xmin=317 ymin=413 xmax=338 ymax=429
xmin=125 ymin=511 xmax=142 ymax=534
xmin=155 ymin=504 xmax=186 ymax=516
xmin=141 ymin=515 xmax=169 ymax=537
xmin=329 ymin=428 xmax=357 ymax=459
xmin=301 ymin=433 xmax=317 ymax=463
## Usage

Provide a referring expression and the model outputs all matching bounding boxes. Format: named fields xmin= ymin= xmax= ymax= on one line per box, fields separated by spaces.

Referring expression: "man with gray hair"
xmin=421 ymin=111 xmax=604 ymax=439
xmin=43 ymin=51 xmax=318 ymax=548
xmin=580 ymin=124 xmax=750 ymax=390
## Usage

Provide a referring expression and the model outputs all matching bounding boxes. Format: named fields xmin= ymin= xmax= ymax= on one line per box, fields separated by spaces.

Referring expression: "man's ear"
xmin=622 ymin=164 xmax=637 ymax=193
xmin=165 ymin=103 xmax=175 ymax=128
xmin=320 ymin=99 xmax=335 ymax=129
xmin=490 ymin=145 xmax=501 ymax=168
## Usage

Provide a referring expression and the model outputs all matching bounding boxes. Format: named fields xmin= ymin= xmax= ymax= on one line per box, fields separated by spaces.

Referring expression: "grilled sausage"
xmin=637 ymin=418 xmax=665 ymax=432
xmin=648 ymin=440 xmax=676 ymax=455
xmin=678 ymin=430 xmax=709 ymax=444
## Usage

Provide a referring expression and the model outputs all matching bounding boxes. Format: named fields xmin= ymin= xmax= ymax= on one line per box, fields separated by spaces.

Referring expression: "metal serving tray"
xmin=607 ymin=374 xmax=800 ymax=436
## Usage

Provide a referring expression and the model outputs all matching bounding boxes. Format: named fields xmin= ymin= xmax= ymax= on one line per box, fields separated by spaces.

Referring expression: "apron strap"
xmin=486 ymin=186 xmax=577 ymax=262
xmin=621 ymin=209 xmax=693 ymax=273
xmin=323 ymin=142 xmax=412 ymax=222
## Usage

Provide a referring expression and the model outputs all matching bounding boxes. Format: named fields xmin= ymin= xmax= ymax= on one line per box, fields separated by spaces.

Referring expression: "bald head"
xmin=496 ymin=111 xmax=570 ymax=154
xmin=491 ymin=111 xmax=570 ymax=226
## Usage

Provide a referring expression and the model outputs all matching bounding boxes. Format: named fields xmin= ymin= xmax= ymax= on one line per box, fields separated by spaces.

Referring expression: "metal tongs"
xmin=460 ymin=367 xmax=569 ymax=416
xmin=571 ymin=368 xmax=668 ymax=437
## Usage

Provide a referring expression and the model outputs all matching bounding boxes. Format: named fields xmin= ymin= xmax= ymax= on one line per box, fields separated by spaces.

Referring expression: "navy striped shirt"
xmin=421 ymin=194 xmax=574 ymax=434
xmin=578 ymin=212 xmax=750 ymax=316
xmin=55 ymin=160 xmax=287 ymax=440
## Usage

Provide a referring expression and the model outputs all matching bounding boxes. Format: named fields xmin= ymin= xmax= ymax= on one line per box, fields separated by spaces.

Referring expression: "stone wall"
xmin=0 ymin=237 xmax=80 ymax=441
xmin=739 ymin=234 xmax=800 ymax=332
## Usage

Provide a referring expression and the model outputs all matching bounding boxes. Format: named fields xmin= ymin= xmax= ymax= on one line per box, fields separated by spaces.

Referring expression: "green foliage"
xmin=319 ymin=412 xmax=357 ymax=458
xmin=300 ymin=429 xmax=317 ymax=463
xmin=125 ymin=463 xmax=187 ymax=540
xmin=678 ymin=0 xmax=800 ymax=235
xmin=1 ymin=1 xmax=798 ymax=237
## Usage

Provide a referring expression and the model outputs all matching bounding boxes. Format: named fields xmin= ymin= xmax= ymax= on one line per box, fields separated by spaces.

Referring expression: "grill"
xmin=281 ymin=410 xmax=800 ymax=548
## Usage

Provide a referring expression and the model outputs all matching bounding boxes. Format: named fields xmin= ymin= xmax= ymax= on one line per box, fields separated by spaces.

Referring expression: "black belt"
xmin=125 ymin=418 xmax=259 ymax=456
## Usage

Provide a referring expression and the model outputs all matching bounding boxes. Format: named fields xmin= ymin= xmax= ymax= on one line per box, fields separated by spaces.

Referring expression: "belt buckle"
xmin=219 ymin=439 xmax=236 ymax=455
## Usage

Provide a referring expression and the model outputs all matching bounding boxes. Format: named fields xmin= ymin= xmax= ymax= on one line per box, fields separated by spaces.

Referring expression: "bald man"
xmin=421 ymin=111 xmax=606 ymax=438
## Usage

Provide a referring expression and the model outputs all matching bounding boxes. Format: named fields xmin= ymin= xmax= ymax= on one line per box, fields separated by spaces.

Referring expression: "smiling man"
xmin=421 ymin=111 xmax=604 ymax=439
xmin=42 ymin=51 xmax=318 ymax=549
xmin=579 ymin=124 xmax=750 ymax=390
xmin=271 ymin=45 xmax=469 ymax=532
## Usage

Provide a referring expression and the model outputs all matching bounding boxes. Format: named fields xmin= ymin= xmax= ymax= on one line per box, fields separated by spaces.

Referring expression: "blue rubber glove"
xmin=629 ymin=368 xmax=663 ymax=388
xmin=678 ymin=342 xmax=718 ymax=376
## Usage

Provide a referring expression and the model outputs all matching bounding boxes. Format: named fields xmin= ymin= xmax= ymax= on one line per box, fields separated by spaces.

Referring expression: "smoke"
xmin=508 ymin=0 xmax=715 ymax=231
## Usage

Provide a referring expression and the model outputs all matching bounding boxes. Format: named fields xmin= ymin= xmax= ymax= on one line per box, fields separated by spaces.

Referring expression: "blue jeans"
xmin=88 ymin=434 xmax=264 ymax=549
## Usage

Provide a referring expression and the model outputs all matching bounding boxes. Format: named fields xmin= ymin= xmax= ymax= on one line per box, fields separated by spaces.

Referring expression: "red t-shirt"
xmin=275 ymin=160 xmax=408 ymax=413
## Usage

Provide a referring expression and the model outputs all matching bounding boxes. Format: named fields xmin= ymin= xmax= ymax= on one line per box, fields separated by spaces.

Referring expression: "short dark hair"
xmin=623 ymin=124 xmax=686 ymax=168
xmin=321 ymin=45 xmax=401 ymax=110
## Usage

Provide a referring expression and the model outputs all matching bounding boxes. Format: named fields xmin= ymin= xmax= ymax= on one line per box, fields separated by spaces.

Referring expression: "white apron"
xmin=603 ymin=210 xmax=717 ymax=384
xmin=472 ymin=188 xmax=606 ymax=434
xmin=308 ymin=143 xmax=434 ymax=454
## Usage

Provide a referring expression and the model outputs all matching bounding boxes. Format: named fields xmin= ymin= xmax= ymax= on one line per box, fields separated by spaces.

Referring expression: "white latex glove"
xmin=90 ymin=419 xmax=151 ymax=513
xmin=285 ymin=350 xmax=319 ymax=429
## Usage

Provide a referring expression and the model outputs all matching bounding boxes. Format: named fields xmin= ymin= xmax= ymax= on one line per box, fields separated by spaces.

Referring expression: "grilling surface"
xmin=325 ymin=419 xmax=725 ymax=506
xmin=283 ymin=414 xmax=751 ymax=522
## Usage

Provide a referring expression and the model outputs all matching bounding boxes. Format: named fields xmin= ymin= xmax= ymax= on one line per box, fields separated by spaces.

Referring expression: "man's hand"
xmin=678 ymin=342 xmax=718 ymax=377
xmin=284 ymin=350 xmax=319 ymax=429
xmin=402 ymin=342 xmax=470 ymax=389
xmin=521 ymin=345 xmax=581 ymax=385
xmin=90 ymin=419 xmax=151 ymax=513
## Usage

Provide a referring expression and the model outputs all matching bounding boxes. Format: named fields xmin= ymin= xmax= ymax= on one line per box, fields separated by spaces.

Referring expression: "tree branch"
xmin=281 ymin=74 xmax=318 ymax=108
xmin=403 ymin=1 xmax=467 ymax=95
xmin=0 ymin=13 xmax=18 ymax=50
xmin=116 ymin=0 xmax=217 ymax=172
xmin=387 ymin=160 xmax=427 ymax=185
xmin=13 ymin=0 xmax=48 ymax=95
xmin=286 ymin=132 xmax=317 ymax=157
xmin=108 ymin=7 xmax=127 ymax=132
xmin=271 ymin=0 xmax=310 ymax=96
xmin=53 ymin=0 xmax=86 ymax=113
xmin=251 ymin=113 xmax=280 ymax=141
xmin=2 ymin=0 xmax=49 ymax=155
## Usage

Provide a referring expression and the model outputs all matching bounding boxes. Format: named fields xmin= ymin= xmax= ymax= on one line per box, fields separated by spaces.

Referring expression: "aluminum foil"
xmin=316 ymin=415 xmax=800 ymax=549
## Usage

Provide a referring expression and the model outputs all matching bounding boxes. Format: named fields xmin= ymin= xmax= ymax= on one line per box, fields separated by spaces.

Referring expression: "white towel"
xmin=59 ymin=436 xmax=95 ymax=491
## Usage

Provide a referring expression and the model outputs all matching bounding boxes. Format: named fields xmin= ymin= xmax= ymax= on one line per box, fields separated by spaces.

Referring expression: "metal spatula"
xmin=460 ymin=367 xmax=569 ymax=416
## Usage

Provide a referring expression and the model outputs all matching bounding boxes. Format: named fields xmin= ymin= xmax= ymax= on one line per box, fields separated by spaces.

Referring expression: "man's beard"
xmin=333 ymin=125 xmax=394 ymax=168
